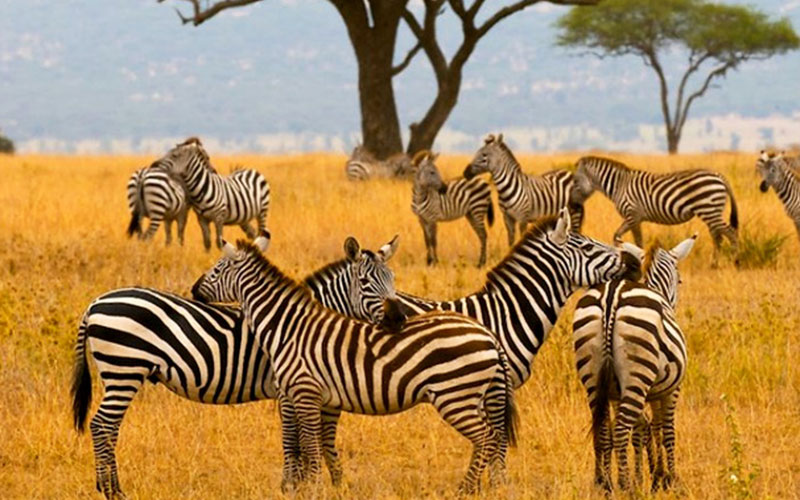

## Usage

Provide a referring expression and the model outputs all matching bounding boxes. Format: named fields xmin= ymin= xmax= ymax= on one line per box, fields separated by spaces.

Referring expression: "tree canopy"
xmin=556 ymin=0 xmax=800 ymax=153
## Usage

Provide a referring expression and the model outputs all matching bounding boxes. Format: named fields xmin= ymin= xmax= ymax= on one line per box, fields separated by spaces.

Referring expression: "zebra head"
xmin=343 ymin=235 xmax=402 ymax=325
xmin=756 ymin=150 xmax=783 ymax=193
xmin=412 ymin=151 xmax=447 ymax=195
xmin=625 ymin=234 xmax=696 ymax=308
xmin=569 ymin=158 xmax=597 ymax=205
xmin=192 ymin=231 xmax=271 ymax=304
xmin=155 ymin=138 xmax=212 ymax=179
xmin=464 ymin=133 xmax=507 ymax=179
xmin=547 ymin=208 xmax=641 ymax=288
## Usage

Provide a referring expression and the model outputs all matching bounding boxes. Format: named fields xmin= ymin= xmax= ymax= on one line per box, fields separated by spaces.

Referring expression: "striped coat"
xmin=126 ymin=164 xmax=188 ymax=244
xmin=756 ymin=151 xmax=800 ymax=241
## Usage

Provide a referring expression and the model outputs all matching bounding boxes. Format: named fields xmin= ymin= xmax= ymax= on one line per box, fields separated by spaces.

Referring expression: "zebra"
xmin=191 ymin=234 xmax=519 ymax=495
xmin=125 ymin=164 xmax=188 ymax=245
xmin=572 ymin=235 xmax=696 ymax=492
xmin=345 ymin=145 xmax=413 ymax=181
xmin=756 ymin=150 xmax=800 ymax=241
xmin=328 ymin=209 xmax=641 ymax=390
xmin=569 ymin=155 xmax=738 ymax=262
xmin=70 ymin=235 xmax=405 ymax=499
xmin=411 ymin=150 xmax=495 ymax=267
xmin=463 ymin=133 xmax=583 ymax=246
xmin=153 ymin=137 xmax=270 ymax=250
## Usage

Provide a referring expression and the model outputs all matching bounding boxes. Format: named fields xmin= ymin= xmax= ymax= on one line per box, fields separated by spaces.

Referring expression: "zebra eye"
xmin=359 ymin=278 xmax=370 ymax=285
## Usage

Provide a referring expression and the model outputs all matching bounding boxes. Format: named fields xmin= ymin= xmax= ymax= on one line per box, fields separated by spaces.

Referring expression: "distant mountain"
xmin=1 ymin=0 xmax=798 ymax=153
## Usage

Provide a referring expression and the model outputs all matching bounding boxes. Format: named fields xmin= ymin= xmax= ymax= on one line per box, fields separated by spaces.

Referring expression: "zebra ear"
xmin=379 ymin=234 xmax=400 ymax=261
xmin=254 ymin=231 xmax=270 ymax=252
xmin=344 ymin=236 xmax=362 ymax=262
xmin=497 ymin=133 xmax=504 ymax=144
xmin=550 ymin=208 xmax=570 ymax=245
xmin=620 ymin=242 xmax=645 ymax=262
xmin=670 ymin=233 xmax=697 ymax=261
xmin=222 ymin=241 xmax=238 ymax=259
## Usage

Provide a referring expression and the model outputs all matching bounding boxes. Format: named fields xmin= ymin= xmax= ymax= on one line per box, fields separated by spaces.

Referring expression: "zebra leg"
xmin=660 ymin=391 xmax=680 ymax=490
xmin=214 ymin=220 xmax=225 ymax=249
xmin=613 ymin=217 xmax=638 ymax=245
xmin=631 ymin=224 xmax=644 ymax=248
xmin=289 ymin=383 xmax=325 ymax=483
xmin=176 ymin=209 xmax=188 ymax=246
xmin=197 ymin=216 xmax=212 ymax=251
xmin=90 ymin=372 xmax=145 ymax=499
xmin=485 ymin=377 xmax=509 ymax=487
xmin=649 ymin=399 xmax=666 ymax=492
xmin=502 ymin=212 xmax=516 ymax=247
xmin=518 ymin=220 xmax=528 ymax=237
xmin=613 ymin=392 xmax=644 ymax=491
xmin=142 ymin=214 xmax=163 ymax=242
xmin=591 ymin=400 xmax=612 ymax=491
xmin=431 ymin=395 xmax=493 ymax=495
xmin=278 ymin=396 xmax=304 ymax=492
xmin=632 ymin=414 xmax=652 ymax=490
xmin=239 ymin=221 xmax=257 ymax=239
xmin=321 ymin=408 xmax=343 ymax=486
xmin=467 ymin=212 xmax=488 ymax=268
xmin=421 ymin=219 xmax=439 ymax=266
xmin=163 ymin=219 xmax=173 ymax=246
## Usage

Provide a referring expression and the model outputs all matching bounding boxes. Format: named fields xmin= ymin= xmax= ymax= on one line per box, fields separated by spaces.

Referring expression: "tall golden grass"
xmin=0 ymin=152 xmax=797 ymax=499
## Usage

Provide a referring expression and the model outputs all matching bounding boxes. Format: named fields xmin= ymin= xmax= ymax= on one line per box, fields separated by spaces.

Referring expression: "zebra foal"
xmin=463 ymin=133 xmax=583 ymax=245
xmin=70 ymin=234 xmax=403 ymax=498
xmin=572 ymin=234 xmax=696 ymax=492
xmin=126 ymin=164 xmax=188 ymax=245
xmin=411 ymin=150 xmax=494 ymax=267
xmin=570 ymin=155 xmax=737 ymax=262
xmin=756 ymin=150 xmax=800 ymax=241
xmin=192 ymin=235 xmax=518 ymax=495
xmin=153 ymin=137 xmax=270 ymax=250
xmin=345 ymin=144 xmax=413 ymax=181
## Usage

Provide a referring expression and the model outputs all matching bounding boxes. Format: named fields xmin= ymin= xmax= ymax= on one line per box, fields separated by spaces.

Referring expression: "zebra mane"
xmin=584 ymin=155 xmax=631 ymax=172
xmin=641 ymin=240 xmax=663 ymax=279
xmin=484 ymin=215 xmax=560 ymax=287
xmin=304 ymin=257 xmax=351 ymax=285
xmin=236 ymin=240 xmax=314 ymax=301
xmin=177 ymin=136 xmax=203 ymax=147
xmin=412 ymin=150 xmax=434 ymax=166
xmin=494 ymin=141 xmax=523 ymax=172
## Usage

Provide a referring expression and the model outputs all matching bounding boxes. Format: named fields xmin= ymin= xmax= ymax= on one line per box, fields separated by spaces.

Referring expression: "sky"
xmin=0 ymin=0 xmax=799 ymax=154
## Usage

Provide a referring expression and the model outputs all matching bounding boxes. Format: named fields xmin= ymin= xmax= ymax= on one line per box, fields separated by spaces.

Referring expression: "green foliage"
xmin=724 ymin=227 xmax=787 ymax=269
xmin=0 ymin=132 xmax=14 ymax=154
xmin=720 ymin=394 xmax=761 ymax=499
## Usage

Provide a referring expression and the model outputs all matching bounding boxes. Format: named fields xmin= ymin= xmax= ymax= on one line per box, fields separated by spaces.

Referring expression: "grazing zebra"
xmin=70 ymin=235 xmax=404 ymax=499
xmin=572 ymin=235 xmax=696 ymax=492
xmin=191 ymin=235 xmax=518 ymax=495
xmin=463 ymin=133 xmax=583 ymax=245
xmin=756 ymin=150 xmax=800 ymax=241
xmin=125 ymin=164 xmax=188 ymax=245
xmin=344 ymin=145 xmax=413 ymax=181
xmin=411 ymin=150 xmax=494 ymax=267
xmin=569 ymin=155 xmax=738 ymax=261
xmin=153 ymin=137 xmax=270 ymax=250
xmin=348 ymin=209 xmax=641 ymax=389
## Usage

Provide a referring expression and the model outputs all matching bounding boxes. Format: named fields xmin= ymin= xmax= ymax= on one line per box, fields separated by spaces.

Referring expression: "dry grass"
xmin=0 ymin=152 xmax=798 ymax=499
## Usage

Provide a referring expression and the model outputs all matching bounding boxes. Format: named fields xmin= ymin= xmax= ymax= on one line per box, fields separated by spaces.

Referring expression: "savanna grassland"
xmin=0 ymin=152 xmax=798 ymax=499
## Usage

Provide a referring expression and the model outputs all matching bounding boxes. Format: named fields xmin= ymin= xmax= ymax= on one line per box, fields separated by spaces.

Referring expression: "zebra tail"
xmin=71 ymin=312 xmax=92 ymax=433
xmin=591 ymin=357 xmax=615 ymax=441
xmin=127 ymin=176 xmax=146 ymax=237
xmin=486 ymin=198 xmax=495 ymax=227
xmin=498 ymin=345 xmax=519 ymax=447
xmin=126 ymin=210 xmax=141 ymax=237
xmin=725 ymin=179 xmax=739 ymax=230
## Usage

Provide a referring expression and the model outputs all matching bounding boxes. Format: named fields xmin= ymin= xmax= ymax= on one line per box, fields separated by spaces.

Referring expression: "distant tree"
xmin=556 ymin=0 xmax=800 ymax=154
xmin=0 ymin=131 xmax=14 ymax=154
xmin=158 ymin=0 xmax=596 ymax=159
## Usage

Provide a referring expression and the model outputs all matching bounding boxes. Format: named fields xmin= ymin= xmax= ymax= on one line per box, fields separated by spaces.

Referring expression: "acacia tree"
xmin=158 ymin=0 xmax=596 ymax=158
xmin=556 ymin=0 xmax=799 ymax=154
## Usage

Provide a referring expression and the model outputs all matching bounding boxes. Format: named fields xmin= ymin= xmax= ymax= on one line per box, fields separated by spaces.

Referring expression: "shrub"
xmin=0 ymin=132 xmax=14 ymax=154
xmin=724 ymin=227 xmax=787 ymax=269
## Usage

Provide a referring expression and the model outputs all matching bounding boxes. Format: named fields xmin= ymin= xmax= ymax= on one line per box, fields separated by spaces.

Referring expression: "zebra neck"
xmin=595 ymin=166 xmax=629 ymax=201
xmin=412 ymin=184 xmax=439 ymax=209
xmin=184 ymin=160 xmax=222 ymax=205
xmin=775 ymin=169 xmax=796 ymax=202
xmin=491 ymin=157 xmax=527 ymax=207
xmin=304 ymin=260 xmax=356 ymax=317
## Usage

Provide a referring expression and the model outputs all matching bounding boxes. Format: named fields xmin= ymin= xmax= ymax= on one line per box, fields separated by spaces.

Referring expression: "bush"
xmin=724 ymin=226 xmax=787 ymax=269
xmin=0 ymin=133 xmax=14 ymax=154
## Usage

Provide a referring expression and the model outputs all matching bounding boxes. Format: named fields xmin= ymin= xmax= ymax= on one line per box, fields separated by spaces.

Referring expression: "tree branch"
xmin=676 ymin=60 xmax=737 ymax=133
xmin=392 ymin=41 xmax=422 ymax=76
xmin=477 ymin=0 xmax=598 ymax=38
xmin=158 ymin=0 xmax=262 ymax=26
xmin=673 ymin=51 xmax=711 ymax=127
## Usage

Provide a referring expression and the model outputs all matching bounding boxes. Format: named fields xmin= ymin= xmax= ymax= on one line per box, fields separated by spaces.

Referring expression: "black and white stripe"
xmin=756 ymin=150 xmax=800 ymax=241
xmin=345 ymin=145 xmax=413 ymax=181
xmin=126 ymin=164 xmax=188 ymax=245
xmin=411 ymin=150 xmax=495 ymax=267
xmin=572 ymin=235 xmax=695 ymax=492
xmin=191 ymin=235 xmax=518 ymax=495
xmin=570 ymin=155 xmax=738 ymax=258
xmin=154 ymin=138 xmax=270 ymax=250
xmin=464 ymin=134 xmax=583 ymax=246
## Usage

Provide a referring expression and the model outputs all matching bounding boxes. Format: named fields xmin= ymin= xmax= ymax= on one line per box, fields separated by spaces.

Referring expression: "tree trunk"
xmin=406 ymin=75 xmax=461 ymax=155
xmin=667 ymin=128 xmax=680 ymax=154
xmin=332 ymin=1 xmax=406 ymax=159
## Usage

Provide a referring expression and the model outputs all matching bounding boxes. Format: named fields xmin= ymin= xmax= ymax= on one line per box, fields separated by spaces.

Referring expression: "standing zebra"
xmin=126 ymin=164 xmax=188 ymax=245
xmin=338 ymin=209 xmax=641 ymax=389
xmin=153 ymin=137 xmax=270 ymax=250
xmin=70 ymin=235 xmax=404 ymax=499
xmin=191 ymin=235 xmax=518 ymax=495
xmin=572 ymin=235 xmax=696 ymax=492
xmin=463 ymin=134 xmax=582 ymax=245
xmin=411 ymin=150 xmax=494 ymax=267
xmin=345 ymin=145 xmax=413 ymax=181
xmin=569 ymin=155 xmax=738 ymax=260
xmin=756 ymin=150 xmax=800 ymax=241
